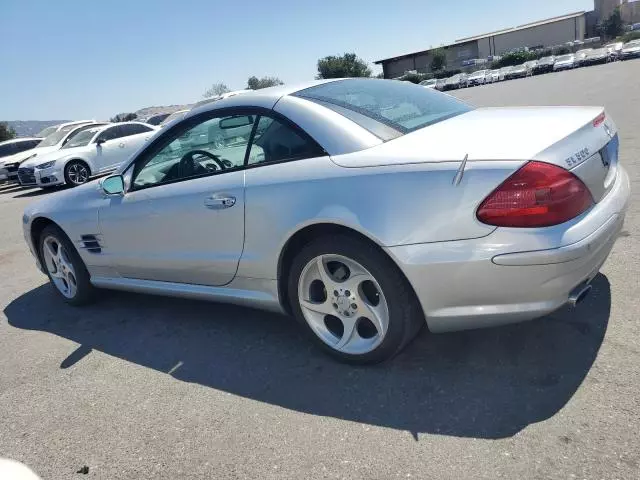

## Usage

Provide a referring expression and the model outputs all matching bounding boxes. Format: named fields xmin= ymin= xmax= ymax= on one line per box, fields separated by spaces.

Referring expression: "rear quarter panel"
xmin=239 ymin=156 xmax=523 ymax=279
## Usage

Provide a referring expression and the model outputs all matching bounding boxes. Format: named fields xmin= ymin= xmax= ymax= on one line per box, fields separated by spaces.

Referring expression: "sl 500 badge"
xmin=565 ymin=147 xmax=590 ymax=168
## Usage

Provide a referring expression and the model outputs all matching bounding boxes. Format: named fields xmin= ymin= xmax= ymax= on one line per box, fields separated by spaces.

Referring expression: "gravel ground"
xmin=1 ymin=60 xmax=639 ymax=479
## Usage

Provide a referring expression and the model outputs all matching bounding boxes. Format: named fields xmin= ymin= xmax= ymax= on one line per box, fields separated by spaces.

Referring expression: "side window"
xmin=95 ymin=126 xmax=121 ymax=143
xmin=13 ymin=141 xmax=38 ymax=154
xmin=132 ymin=113 xmax=256 ymax=189
xmin=247 ymin=116 xmax=323 ymax=165
xmin=120 ymin=124 xmax=152 ymax=137
xmin=129 ymin=123 xmax=153 ymax=135
xmin=0 ymin=144 xmax=13 ymax=158
xmin=63 ymin=124 xmax=100 ymax=146
xmin=26 ymin=139 xmax=42 ymax=149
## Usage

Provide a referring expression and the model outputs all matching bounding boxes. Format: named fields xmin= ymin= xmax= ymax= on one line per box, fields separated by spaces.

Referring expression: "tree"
xmin=401 ymin=72 xmax=429 ymax=84
xmin=498 ymin=51 xmax=538 ymax=67
xmin=430 ymin=49 xmax=447 ymax=72
xmin=203 ymin=82 xmax=230 ymax=98
xmin=601 ymin=8 xmax=624 ymax=39
xmin=110 ymin=113 xmax=137 ymax=122
xmin=316 ymin=53 xmax=372 ymax=79
xmin=247 ymin=76 xmax=283 ymax=90
xmin=0 ymin=122 xmax=17 ymax=142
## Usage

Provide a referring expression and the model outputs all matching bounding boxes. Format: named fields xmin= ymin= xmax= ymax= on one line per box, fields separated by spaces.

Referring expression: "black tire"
xmin=39 ymin=224 xmax=95 ymax=306
xmin=287 ymin=234 xmax=424 ymax=364
xmin=64 ymin=160 xmax=91 ymax=187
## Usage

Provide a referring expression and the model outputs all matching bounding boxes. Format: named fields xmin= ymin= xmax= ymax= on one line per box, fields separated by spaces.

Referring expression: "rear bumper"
xmin=583 ymin=57 xmax=608 ymax=65
xmin=621 ymin=51 xmax=640 ymax=60
xmin=534 ymin=65 xmax=553 ymax=74
xmin=386 ymin=166 xmax=630 ymax=333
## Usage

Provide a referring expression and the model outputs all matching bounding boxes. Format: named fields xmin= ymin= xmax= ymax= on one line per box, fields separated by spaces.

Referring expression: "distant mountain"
xmin=5 ymin=104 xmax=191 ymax=138
xmin=6 ymin=120 xmax=70 ymax=138
xmin=134 ymin=104 xmax=191 ymax=120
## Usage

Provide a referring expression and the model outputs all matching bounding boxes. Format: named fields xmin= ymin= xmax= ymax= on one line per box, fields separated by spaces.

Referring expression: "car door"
xmin=98 ymin=110 xmax=257 ymax=286
xmin=93 ymin=125 xmax=127 ymax=173
xmin=117 ymin=123 xmax=156 ymax=164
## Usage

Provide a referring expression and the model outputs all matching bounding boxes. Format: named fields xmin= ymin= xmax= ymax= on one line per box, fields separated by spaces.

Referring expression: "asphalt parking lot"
xmin=1 ymin=60 xmax=639 ymax=479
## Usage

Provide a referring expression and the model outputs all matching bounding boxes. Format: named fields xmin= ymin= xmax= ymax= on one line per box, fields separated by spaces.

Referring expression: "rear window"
xmin=293 ymin=79 xmax=472 ymax=136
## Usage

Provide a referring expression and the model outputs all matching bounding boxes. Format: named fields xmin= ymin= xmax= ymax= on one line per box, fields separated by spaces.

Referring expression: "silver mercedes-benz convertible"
xmin=22 ymin=78 xmax=630 ymax=363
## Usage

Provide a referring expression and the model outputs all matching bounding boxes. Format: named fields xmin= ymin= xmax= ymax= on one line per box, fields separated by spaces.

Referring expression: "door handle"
xmin=119 ymin=143 xmax=125 ymax=148
xmin=204 ymin=194 xmax=236 ymax=209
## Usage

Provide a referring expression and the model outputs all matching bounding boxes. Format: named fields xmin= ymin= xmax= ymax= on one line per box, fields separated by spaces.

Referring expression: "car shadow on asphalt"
xmin=4 ymin=274 xmax=611 ymax=440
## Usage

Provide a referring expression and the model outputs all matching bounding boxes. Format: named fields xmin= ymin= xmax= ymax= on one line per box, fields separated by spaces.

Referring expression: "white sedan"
xmin=19 ymin=122 xmax=158 ymax=188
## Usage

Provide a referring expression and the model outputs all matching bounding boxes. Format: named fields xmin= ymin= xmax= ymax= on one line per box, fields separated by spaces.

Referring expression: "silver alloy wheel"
xmin=67 ymin=162 xmax=89 ymax=185
xmin=298 ymin=254 xmax=390 ymax=355
xmin=42 ymin=236 xmax=77 ymax=299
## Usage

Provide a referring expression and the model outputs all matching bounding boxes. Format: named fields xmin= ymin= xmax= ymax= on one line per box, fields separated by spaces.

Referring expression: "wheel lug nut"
xmin=351 ymin=303 xmax=357 ymax=309
xmin=333 ymin=290 xmax=339 ymax=296
xmin=345 ymin=290 xmax=350 ymax=296
xmin=332 ymin=303 xmax=338 ymax=309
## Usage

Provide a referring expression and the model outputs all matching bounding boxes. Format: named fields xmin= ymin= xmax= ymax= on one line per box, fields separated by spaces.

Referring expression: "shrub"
xmin=498 ymin=51 xmax=538 ymax=67
xmin=534 ymin=48 xmax=553 ymax=59
xmin=400 ymin=72 xmax=429 ymax=84
xmin=619 ymin=31 xmax=640 ymax=43
xmin=0 ymin=122 xmax=16 ymax=142
xmin=433 ymin=69 xmax=461 ymax=79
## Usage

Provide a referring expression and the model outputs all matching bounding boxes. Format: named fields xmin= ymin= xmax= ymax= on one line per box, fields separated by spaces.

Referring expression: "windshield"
xmin=540 ymin=56 xmax=554 ymax=62
xmin=36 ymin=125 xmax=59 ymax=138
xmin=37 ymin=131 xmax=67 ymax=147
xmin=469 ymin=70 xmax=486 ymax=78
xmin=626 ymin=40 xmax=640 ymax=47
xmin=62 ymin=127 xmax=101 ymax=149
xmin=419 ymin=79 xmax=437 ymax=86
xmin=161 ymin=111 xmax=187 ymax=126
xmin=557 ymin=55 xmax=574 ymax=61
xmin=294 ymin=79 xmax=472 ymax=134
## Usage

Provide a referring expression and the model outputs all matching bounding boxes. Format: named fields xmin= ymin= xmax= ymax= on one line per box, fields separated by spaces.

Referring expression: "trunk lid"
xmin=332 ymin=106 xmax=618 ymax=202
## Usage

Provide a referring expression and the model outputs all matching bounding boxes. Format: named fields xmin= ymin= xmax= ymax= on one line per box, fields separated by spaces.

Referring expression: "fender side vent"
xmin=79 ymin=234 xmax=102 ymax=254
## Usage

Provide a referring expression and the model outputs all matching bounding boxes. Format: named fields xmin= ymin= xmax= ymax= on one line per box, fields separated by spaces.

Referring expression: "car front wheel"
xmin=64 ymin=160 xmax=91 ymax=186
xmin=288 ymin=235 xmax=424 ymax=364
xmin=39 ymin=225 xmax=95 ymax=305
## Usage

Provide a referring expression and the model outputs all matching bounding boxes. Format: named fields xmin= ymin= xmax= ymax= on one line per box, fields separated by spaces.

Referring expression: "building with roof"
xmin=376 ymin=11 xmax=587 ymax=78
xmin=376 ymin=0 xmax=640 ymax=78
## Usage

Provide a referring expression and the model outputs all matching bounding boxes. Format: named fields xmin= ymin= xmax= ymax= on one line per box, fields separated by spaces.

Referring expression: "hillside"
xmin=6 ymin=120 xmax=70 ymax=138
xmin=4 ymin=103 xmax=192 ymax=138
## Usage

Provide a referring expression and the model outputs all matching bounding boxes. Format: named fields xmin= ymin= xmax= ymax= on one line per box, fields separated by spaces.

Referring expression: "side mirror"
xmin=101 ymin=175 xmax=125 ymax=196
xmin=96 ymin=138 xmax=106 ymax=146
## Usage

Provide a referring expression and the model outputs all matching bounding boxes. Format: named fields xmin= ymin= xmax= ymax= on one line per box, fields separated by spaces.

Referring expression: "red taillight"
xmin=593 ymin=112 xmax=606 ymax=127
xmin=477 ymin=161 xmax=594 ymax=228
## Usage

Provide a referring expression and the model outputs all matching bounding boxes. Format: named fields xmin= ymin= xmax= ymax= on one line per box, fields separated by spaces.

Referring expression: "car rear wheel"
xmin=64 ymin=160 xmax=90 ymax=186
xmin=39 ymin=225 xmax=95 ymax=306
xmin=288 ymin=235 xmax=424 ymax=364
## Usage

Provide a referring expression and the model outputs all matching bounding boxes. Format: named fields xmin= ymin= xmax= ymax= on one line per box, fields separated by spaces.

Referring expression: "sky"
xmin=0 ymin=0 xmax=593 ymax=120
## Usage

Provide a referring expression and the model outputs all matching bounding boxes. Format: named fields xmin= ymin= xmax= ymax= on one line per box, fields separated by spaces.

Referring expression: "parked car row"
xmin=419 ymin=39 xmax=640 ymax=91
xmin=0 ymin=120 xmax=158 ymax=189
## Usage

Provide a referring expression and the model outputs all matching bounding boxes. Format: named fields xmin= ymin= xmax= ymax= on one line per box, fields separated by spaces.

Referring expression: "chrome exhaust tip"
xmin=568 ymin=284 xmax=592 ymax=307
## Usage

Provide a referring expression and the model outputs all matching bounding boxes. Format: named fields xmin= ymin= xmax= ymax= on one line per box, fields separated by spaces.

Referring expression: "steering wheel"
xmin=180 ymin=149 xmax=226 ymax=173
